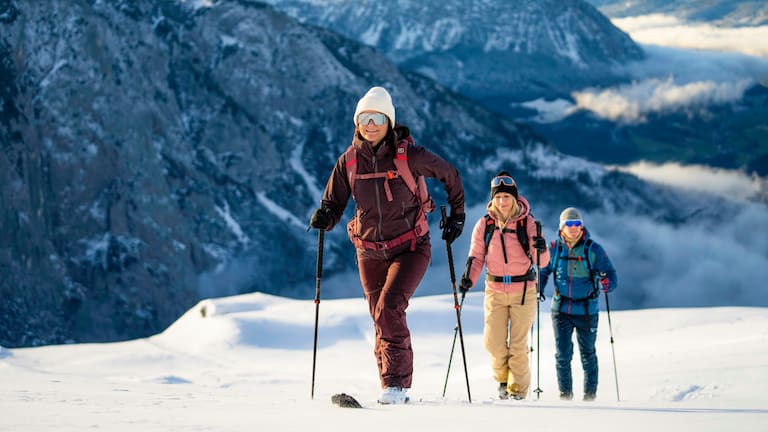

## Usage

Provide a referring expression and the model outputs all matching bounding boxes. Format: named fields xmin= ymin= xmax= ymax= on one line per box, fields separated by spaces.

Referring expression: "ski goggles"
xmin=562 ymin=219 xmax=583 ymax=228
xmin=490 ymin=175 xmax=516 ymax=187
xmin=357 ymin=112 xmax=389 ymax=126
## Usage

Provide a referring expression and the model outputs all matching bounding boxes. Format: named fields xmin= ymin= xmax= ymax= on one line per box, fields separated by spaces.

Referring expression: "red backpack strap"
xmin=393 ymin=140 xmax=417 ymax=196
xmin=392 ymin=139 xmax=431 ymax=237
xmin=344 ymin=146 xmax=357 ymax=199
xmin=393 ymin=140 xmax=435 ymax=212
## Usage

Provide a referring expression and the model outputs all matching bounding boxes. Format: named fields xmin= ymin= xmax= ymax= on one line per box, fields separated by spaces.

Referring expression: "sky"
xmin=2 ymin=292 xmax=766 ymax=431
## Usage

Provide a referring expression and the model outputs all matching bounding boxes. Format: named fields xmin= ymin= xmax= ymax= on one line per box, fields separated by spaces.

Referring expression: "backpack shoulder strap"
xmin=516 ymin=216 xmax=532 ymax=262
xmin=483 ymin=214 xmax=496 ymax=255
xmin=552 ymin=239 xmax=562 ymax=281
xmin=344 ymin=146 xmax=357 ymax=198
xmin=583 ymin=239 xmax=598 ymax=292
xmin=392 ymin=139 xmax=435 ymax=213
xmin=393 ymin=140 xmax=417 ymax=194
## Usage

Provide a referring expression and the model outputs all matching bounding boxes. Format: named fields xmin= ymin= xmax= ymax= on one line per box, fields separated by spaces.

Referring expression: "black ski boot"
xmin=498 ymin=382 xmax=509 ymax=400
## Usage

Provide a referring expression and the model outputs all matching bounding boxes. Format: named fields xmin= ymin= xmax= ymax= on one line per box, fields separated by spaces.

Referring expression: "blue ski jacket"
xmin=539 ymin=228 xmax=617 ymax=315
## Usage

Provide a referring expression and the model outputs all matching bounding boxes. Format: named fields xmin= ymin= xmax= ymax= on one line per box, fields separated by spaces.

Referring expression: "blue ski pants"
xmin=552 ymin=311 xmax=599 ymax=395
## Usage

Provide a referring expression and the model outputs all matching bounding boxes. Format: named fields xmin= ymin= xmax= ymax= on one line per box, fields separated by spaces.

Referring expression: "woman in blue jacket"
xmin=539 ymin=207 xmax=617 ymax=401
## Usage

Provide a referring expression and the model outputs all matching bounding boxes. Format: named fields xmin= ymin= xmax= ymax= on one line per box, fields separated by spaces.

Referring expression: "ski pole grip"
xmin=463 ymin=256 xmax=475 ymax=280
xmin=440 ymin=205 xmax=448 ymax=227
xmin=535 ymin=220 xmax=542 ymax=237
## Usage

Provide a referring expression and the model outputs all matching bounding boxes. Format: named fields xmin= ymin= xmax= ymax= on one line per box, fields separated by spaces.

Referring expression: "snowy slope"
xmin=1 ymin=292 xmax=766 ymax=431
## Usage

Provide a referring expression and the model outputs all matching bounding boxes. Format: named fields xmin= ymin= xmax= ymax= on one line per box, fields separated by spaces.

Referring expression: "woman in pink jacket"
xmin=459 ymin=171 xmax=550 ymax=400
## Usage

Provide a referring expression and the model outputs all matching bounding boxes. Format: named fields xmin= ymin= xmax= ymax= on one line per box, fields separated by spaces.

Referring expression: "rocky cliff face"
xmin=261 ymin=0 xmax=644 ymax=109
xmin=0 ymin=0 xmax=704 ymax=347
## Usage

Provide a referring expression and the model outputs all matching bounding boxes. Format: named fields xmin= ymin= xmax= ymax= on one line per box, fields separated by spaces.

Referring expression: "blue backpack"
xmin=551 ymin=238 xmax=599 ymax=313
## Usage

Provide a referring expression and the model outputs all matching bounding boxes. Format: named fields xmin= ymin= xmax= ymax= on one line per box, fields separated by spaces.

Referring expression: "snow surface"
xmin=2 ymin=291 xmax=766 ymax=431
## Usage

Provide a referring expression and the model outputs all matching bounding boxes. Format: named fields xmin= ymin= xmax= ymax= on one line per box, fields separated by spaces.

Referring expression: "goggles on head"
xmin=562 ymin=219 xmax=583 ymax=228
xmin=357 ymin=112 xmax=389 ymax=126
xmin=490 ymin=176 xmax=515 ymax=188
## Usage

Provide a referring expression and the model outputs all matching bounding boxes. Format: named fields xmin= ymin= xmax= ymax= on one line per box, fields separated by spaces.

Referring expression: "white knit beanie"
xmin=559 ymin=207 xmax=583 ymax=229
xmin=353 ymin=86 xmax=395 ymax=127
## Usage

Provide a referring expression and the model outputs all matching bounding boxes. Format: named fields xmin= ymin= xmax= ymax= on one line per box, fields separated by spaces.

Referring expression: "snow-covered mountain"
xmin=260 ymin=0 xmax=644 ymax=110
xmin=0 ymin=0 xmax=751 ymax=347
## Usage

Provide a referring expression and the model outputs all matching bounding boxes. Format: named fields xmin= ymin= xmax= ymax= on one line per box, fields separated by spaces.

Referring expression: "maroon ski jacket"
xmin=321 ymin=126 xmax=464 ymax=244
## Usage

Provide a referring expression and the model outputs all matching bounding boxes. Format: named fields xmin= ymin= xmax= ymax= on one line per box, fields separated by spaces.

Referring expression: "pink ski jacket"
xmin=465 ymin=197 xmax=550 ymax=294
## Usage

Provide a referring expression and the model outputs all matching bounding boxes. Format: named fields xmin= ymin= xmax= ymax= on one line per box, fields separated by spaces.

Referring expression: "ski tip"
xmin=331 ymin=393 xmax=364 ymax=408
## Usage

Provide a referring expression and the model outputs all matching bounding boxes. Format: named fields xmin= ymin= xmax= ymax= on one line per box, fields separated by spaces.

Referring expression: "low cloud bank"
xmin=520 ymin=15 xmax=768 ymax=124
xmin=614 ymin=161 xmax=765 ymax=202
xmin=612 ymin=14 xmax=768 ymax=57
xmin=572 ymin=77 xmax=752 ymax=123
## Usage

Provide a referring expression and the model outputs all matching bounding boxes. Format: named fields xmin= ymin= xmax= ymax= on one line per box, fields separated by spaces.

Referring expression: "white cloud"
xmin=571 ymin=77 xmax=752 ymax=123
xmin=519 ymin=98 xmax=575 ymax=123
xmin=612 ymin=14 xmax=768 ymax=57
xmin=613 ymin=161 xmax=765 ymax=201
xmin=518 ymin=14 xmax=768 ymax=124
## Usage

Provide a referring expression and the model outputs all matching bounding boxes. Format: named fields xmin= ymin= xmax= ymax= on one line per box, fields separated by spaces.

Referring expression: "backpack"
xmin=551 ymin=238 xmax=598 ymax=313
xmin=482 ymin=214 xmax=536 ymax=304
xmin=483 ymin=215 xmax=531 ymax=261
xmin=344 ymin=136 xmax=435 ymax=250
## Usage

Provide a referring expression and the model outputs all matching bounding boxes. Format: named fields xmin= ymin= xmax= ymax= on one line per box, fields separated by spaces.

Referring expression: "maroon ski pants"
xmin=357 ymin=236 xmax=431 ymax=389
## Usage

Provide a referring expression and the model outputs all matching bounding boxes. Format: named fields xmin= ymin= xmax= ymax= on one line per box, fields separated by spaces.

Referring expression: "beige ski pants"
xmin=483 ymin=288 xmax=536 ymax=398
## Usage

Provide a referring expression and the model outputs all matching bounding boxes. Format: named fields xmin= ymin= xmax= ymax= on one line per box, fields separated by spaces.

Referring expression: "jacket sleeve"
xmin=538 ymin=240 xmax=556 ymax=294
xmin=591 ymin=241 xmax=618 ymax=292
xmin=407 ymin=144 xmax=465 ymax=216
xmin=319 ymin=154 xmax=352 ymax=231
xmin=463 ymin=217 xmax=488 ymax=290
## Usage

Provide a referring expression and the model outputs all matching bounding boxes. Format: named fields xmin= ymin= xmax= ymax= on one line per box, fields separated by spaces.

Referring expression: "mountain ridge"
xmin=0 ymin=0 xmax=728 ymax=347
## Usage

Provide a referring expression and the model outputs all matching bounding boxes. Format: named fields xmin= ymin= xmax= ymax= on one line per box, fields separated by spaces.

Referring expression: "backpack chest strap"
xmin=352 ymin=170 xmax=399 ymax=202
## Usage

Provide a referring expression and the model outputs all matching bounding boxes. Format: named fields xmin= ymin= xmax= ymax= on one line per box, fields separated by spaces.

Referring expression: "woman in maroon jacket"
xmin=310 ymin=86 xmax=465 ymax=404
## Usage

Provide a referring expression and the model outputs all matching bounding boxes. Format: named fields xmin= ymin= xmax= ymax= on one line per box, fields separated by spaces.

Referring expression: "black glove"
xmin=459 ymin=277 xmax=472 ymax=294
xmin=441 ymin=213 xmax=465 ymax=245
xmin=533 ymin=236 xmax=547 ymax=253
xmin=309 ymin=207 xmax=333 ymax=231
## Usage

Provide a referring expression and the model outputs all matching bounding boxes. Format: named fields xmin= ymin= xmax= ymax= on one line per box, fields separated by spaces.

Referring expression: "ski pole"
xmin=310 ymin=228 xmax=325 ymax=400
xmin=440 ymin=206 xmax=471 ymax=403
xmin=601 ymin=272 xmax=620 ymax=402
xmin=442 ymin=257 xmax=473 ymax=398
xmin=527 ymin=319 xmax=534 ymax=398
xmin=533 ymin=220 xmax=543 ymax=400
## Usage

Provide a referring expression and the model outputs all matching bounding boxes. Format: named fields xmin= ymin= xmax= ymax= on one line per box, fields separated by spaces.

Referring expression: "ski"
xmin=331 ymin=393 xmax=364 ymax=408
xmin=331 ymin=393 xmax=421 ymax=408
